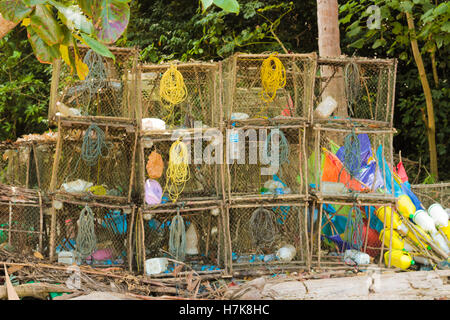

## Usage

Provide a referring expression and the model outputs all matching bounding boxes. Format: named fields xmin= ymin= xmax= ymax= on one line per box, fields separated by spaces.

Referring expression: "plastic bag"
xmin=146 ymin=151 xmax=164 ymax=179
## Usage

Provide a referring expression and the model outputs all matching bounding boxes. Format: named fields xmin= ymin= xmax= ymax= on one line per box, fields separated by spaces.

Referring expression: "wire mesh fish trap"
xmin=135 ymin=205 xmax=225 ymax=275
xmin=221 ymin=53 xmax=317 ymax=125
xmin=0 ymin=186 xmax=47 ymax=256
xmin=309 ymin=125 xmax=396 ymax=201
xmin=49 ymin=46 xmax=139 ymax=123
xmin=313 ymin=57 xmax=397 ymax=127
xmin=32 ymin=141 xmax=57 ymax=192
xmin=51 ymin=200 xmax=134 ymax=267
xmin=139 ymin=131 xmax=222 ymax=207
xmin=309 ymin=199 xmax=393 ymax=269
xmin=139 ymin=62 xmax=219 ymax=129
xmin=0 ymin=142 xmax=32 ymax=188
xmin=225 ymin=126 xmax=307 ymax=201
xmin=225 ymin=203 xmax=309 ymax=272
xmin=410 ymin=183 xmax=450 ymax=209
xmin=50 ymin=123 xmax=137 ymax=203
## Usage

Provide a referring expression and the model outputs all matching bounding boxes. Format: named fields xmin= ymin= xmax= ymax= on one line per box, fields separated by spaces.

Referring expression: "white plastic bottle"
xmin=428 ymin=203 xmax=449 ymax=228
xmin=411 ymin=210 xmax=436 ymax=233
xmin=229 ymin=128 xmax=240 ymax=160
xmin=431 ymin=231 xmax=450 ymax=255
xmin=314 ymin=96 xmax=338 ymax=119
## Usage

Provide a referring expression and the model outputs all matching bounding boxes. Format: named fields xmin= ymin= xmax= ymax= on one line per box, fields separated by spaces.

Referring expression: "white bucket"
xmin=58 ymin=251 xmax=75 ymax=265
xmin=428 ymin=203 xmax=449 ymax=227
xmin=145 ymin=258 xmax=169 ymax=275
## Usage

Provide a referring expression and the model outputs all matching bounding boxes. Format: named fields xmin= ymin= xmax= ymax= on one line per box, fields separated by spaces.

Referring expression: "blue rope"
xmin=342 ymin=129 xmax=362 ymax=179
xmin=343 ymin=205 xmax=364 ymax=250
xmin=263 ymin=128 xmax=290 ymax=168
xmin=81 ymin=124 xmax=111 ymax=166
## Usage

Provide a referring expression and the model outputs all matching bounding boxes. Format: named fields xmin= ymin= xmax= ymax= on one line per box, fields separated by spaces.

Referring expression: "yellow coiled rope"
xmin=260 ymin=53 xmax=286 ymax=103
xmin=159 ymin=65 xmax=188 ymax=125
xmin=164 ymin=139 xmax=190 ymax=203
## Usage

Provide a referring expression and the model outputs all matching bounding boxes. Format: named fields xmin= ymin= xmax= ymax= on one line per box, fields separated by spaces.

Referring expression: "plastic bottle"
xmin=229 ymin=128 xmax=240 ymax=160
xmin=441 ymin=224 xmax=450 ymax=241
xmin=427 ymin=203 xmax=449 ymax=228
xmin=397 ymin=195 xmax=416 ymax=219
xmin=430 ymin=231 xmax=450 ymax=255
xmin=344 ymin=249 xmax=370 ymax=265
xmin=412 ymin=255 xmax=431 ymax=266
xmin=384 ymin=250 xmax=415 ymax=270
xmin=406 ymin=225 xmax=432 ymax=250
xmin=411 ymin=210 xmax=436 ymax=233
xmin=314 ymin=96 xmax=338 ymax=119
xmin=379 ymin=229 xmax=414 ymax=251
xmin=375 ymin=206 xmax=408 ymax=235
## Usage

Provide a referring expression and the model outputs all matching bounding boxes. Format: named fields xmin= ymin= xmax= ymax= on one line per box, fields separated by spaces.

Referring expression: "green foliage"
xmin=0 ymin=28 xmax=50 ymax=140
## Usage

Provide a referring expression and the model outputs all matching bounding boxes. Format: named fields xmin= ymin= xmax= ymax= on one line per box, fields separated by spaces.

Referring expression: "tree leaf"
xmin=81 ymin=33 xmax=115 ymax=60
xmin=74 ymin=50 xmax=89 ymax=80
xmin=22 ymin=0 xmax=47 ymax=5
xmin=59 ymin=44 xmax=73 ymax=72
xmin=201 ymin=0 xmax=213 ymax=11
xmin=50 ymin=1 xmax=94 ymax=35
xmin=213 ymin=0 xmax=239 ymax=14
xmin=30 ymin=4 xmax=64 ymax=46
xmin=27 ymin=26 xmax=60 ymax=64
xmin=349 ymin=38 xmax=365 ymax=49
xmin=0 ymin=0 xmax=33 ymax=23
xmin=77 ymin=0 xmax=94 ymax=17
xmin=92 ymin=0 xmax=130 ymax=44
xmin=372 ymin=38 xmax=386 ymax=49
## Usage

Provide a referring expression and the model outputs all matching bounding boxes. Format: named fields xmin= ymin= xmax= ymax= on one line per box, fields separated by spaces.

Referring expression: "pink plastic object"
xmin=145 ymin=179 xmax=163 ymax=205
xmin=87 ymin=248 xmax=113 ymax=261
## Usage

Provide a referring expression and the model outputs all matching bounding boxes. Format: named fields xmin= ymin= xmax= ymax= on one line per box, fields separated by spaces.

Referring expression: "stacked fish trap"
xmin=309 ymin=56 xmax=400 ymax=270
xmin=0 ymin=184 xmax=48 ymax=256
xmin=221 ymin=53 xmax=317 ymax=125
xmin=313 ymin=57 xmax=397 ymax=127
xmin=410 ymin=183 xmax=450 ymax=209
xmin=138 ymin=62 xmax=220 ymax=128
xmin=49 ymin=197 xmax=135 ymax=268
xmin=223 ymin=202 xmax=310 ymax=274
xmin=225 ymin=125 xmax=308 ymax=203
xmin=0 ymin=139 xmax=57 ymax=192
xmin=134 ymin=61 xmax=227 ymax=276
xmin=134 ymin=203 xmax=227 ymax=276
xmin=48 ymin=46 xmax=139 ymax=124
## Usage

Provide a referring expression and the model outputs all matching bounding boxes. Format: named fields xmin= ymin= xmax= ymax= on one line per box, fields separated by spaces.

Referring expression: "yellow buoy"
xmin=397 ymin=195 xmax=416 ymax=219
xmin=375 ymin=206 xmax=408 ymax=234
xmin=384 ymin=250 xmax=415 ymax=270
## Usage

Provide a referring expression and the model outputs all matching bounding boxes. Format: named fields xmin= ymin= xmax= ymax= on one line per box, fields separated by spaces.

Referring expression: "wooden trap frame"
xmin=220 ymin=52 xmax=317 ymax=126
xmin=134 ymin=201 xmax=227 ymax=276
xmin=49 ymin=45 xmax=140 ymax=125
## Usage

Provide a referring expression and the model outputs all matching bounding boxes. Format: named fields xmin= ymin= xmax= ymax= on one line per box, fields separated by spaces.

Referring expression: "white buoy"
xmin=185 ymin=223 xmax=199 ymax=255
xmin=428 ymin=204 xmax=449 ymax=227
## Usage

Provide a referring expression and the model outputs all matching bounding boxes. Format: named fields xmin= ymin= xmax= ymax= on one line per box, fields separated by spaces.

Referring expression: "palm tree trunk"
xmin=317 ymin=0 xmax=347 ymax=118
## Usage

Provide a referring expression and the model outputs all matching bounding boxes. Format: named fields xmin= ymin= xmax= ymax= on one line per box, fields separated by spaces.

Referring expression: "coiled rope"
xmin=164 ymin=139 xmax=190 ymax=203
xmin=169 ymin=209 xmax=186 ymax=261
xmin=343 ymin=205 xmax=364 ymax=250
xmin=344 ymin=61 xmax=361 ymax=117
xmin=250 ymin=207 xmax=277 ymax=249
xmin=260 ymin=53 xmax=286 ymax=103
xmin=81 ymin=124 xmax=112 ymax=166
xmin=159 ymin=65 xmax=188 ymax=125
xmin=75 ymin=205 xmax=97 ymax=260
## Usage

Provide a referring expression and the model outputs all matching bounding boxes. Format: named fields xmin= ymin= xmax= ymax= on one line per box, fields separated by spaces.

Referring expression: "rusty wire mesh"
xmin=0 ymin=143 xmax=32 ymax=188
xmin=50 ymin=46 xmax=139 ymax=121
xmin=227 ymin=204 xmax=309 ymax=269
xmin=314 ymin=57 xmax=397 ymax=126
xmin=411 ymin=183 xmax=450 ymax=209
xmin=52 ymin=201 xmax=133 ymax=266
xmin=140 ymin=133 xmax=221 ymax=207
xmin=226 ymin=126 xmax=307 ymax=200
xmin=221 ymin=53 xmax=317 ymax=123
xmin=137 ymin=207 xmax=224 ymax=274
xmin=32 ymin=141 xmax=57 ymax=192
xmin=139 ymin=63 xmax=219 ymax=128
xmin=308 ymin=126 xmax=395 ymax=200
xmin=51 ymin=125 xmax=136 ymax=200
xmin=0 ymin=201 xmax=47 ymax=256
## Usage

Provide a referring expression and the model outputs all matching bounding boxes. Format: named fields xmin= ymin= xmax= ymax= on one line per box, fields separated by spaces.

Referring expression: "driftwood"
xmin=0 ymin=283 xmax=75 ymax=300
xmin=225 ymin=270 xmax=450 ymax=300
